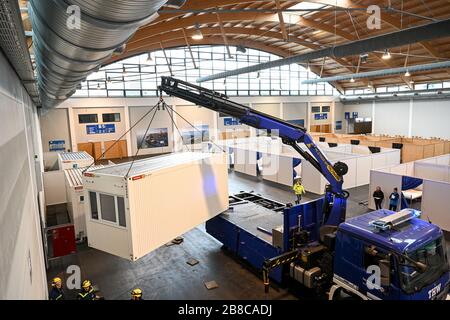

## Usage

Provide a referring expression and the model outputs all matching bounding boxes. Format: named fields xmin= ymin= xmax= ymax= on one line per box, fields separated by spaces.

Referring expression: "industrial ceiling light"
xmin=405 ymin=70 xmax=411 ymax=77
xmin=107 ymin=76 xmax=111 ymax=83
xmin=350 ymin=77 xmax=355 ymax=83
xmin=236 ymin=45 xmax=247 ymax=53
xmin=192 ymin=23 xmax=203 ymax=40
xmin=97 ymin=83 xmax=101 ymax=89
xmin=145 ymin=53 xmax=153 ymax=62
xmin=306 ymin=62 xmax=311 ymax=72
xmin=122 ymin=66 xmax=128 ymax=75
xmin=382 ymin=49 xmax=391 ymax=60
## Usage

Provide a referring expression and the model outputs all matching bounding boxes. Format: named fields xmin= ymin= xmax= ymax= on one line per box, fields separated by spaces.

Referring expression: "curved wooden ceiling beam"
xmin=125 ymin=26 xmax=356 ymax=76
xmin=129 ymin=11 xmax=354 ymax=46
xmin=150 ymin=0 xmax=273 ymax=25
xmin=110 ymin=36 xmax=345 ymax=92
xmin=309 ymin=0 xmax=442 ymax=58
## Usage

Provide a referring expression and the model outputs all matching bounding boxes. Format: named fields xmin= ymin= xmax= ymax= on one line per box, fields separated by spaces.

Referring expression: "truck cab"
xmin=331 ymin=209 xmax=450 ymax=300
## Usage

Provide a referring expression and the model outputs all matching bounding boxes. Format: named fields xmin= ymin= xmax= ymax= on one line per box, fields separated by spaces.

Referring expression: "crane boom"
xmin=159 ymin=76 xmax=349 ymax=225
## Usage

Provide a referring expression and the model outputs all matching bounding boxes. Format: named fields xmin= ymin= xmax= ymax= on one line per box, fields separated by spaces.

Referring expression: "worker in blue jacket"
xmin=49 ymin=277 xmax=65 ymax=300
xmin=77 ymin=280 xmax=100 ymax=300
xmin=389 ymin=187 xmax=400 ymax=211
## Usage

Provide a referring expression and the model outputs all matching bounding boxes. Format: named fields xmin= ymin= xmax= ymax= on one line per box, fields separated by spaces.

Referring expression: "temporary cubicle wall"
xmin=214 ymin=137 xmax=400 ymax=193
xmin=369 ymin=154 xmax=450 ymax=231
xmin=312 ymin=133 xmax=449 ymax=163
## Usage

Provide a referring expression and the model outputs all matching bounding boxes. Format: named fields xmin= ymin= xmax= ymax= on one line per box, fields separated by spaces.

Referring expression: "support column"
xmin=408 ymin=99 xmax=414 ymax=138
xmin=372 ymin=101 xmax=376 ymax=134
xmin=123 ymin=104 xmax=132 ymax=157
xmin=67 ymin=106 xmax=77 ymax=152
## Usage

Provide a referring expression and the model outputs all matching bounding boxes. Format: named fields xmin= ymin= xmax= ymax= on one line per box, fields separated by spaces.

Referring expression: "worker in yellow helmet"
xmin=293 ymin=177 xmax=306 ymax=205
xmin=49 ymin=277 xmax=65 ymax=300
xmin=131 ymin=288 xmax=143 ymax=300
xmin=77 ymin=279 xmax=99 ymax=300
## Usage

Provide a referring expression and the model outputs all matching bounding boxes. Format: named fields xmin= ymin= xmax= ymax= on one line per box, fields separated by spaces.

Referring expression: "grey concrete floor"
xmin=46 ymin=170 xmax=448 ymax=300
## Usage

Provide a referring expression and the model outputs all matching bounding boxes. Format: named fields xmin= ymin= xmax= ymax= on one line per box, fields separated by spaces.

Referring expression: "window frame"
xmin=88 ymin=191 xmax=127 ymax=229
xmin=102 ymin=113 xmax=121 ymax=123
xmin=78 ymin=114 xmax=98 ymax=124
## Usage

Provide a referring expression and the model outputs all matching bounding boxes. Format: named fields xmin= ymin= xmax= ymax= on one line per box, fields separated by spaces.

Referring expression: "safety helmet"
xmin=82 ymin=280 xmax=92 ymax=289
xmin=131 ymin=288 xmax=142 ymax=298
xmin=52 ymin=277 xmax=62 ymax=286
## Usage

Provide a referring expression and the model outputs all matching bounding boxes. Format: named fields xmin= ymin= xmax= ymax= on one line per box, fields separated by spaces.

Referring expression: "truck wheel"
xmin=330 ymin=287 xmax=360 ymax=300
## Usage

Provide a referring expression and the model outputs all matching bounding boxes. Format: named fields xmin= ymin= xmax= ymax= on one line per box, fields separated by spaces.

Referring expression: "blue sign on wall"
xmin=345 ymin=112 xmax=350 ymax=119
xmin=49 ymin=140 xmax=65 ymax=152
xmin=314 ymin=113 xmax=328 ymax=120
xmin=352 ymin=112 xmax=359 ymax=119
xmin=86 ymin=124 xmax=116 ymax=135
xmin=335 ymin=121 xmax=343 ymax=130
xmin=223 ymin=117 xmax=241 ymax=126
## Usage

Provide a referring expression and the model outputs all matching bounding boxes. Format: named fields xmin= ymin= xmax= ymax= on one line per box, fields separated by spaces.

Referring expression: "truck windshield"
xmin=398 ymin=237 xmax=448 ymax=295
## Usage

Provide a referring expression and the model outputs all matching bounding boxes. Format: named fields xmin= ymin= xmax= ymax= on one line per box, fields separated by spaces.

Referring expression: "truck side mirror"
xmin=379 ymin=259 xmax=391 ymax=287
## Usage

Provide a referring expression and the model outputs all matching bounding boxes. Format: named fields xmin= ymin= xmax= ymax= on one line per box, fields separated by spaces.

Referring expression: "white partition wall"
xmin=302 ymin=161 xmax=326 ymax=194
xmin=43 ymin=170 xmax=67 ymax=206
xmin=341 ymin=157 xmax=358 ymax=190
xmin=421 ymin=180 xmax=450 ymax=231
xmin=414 ymin=163 xmax=450 ymax=183
xmin=369 ymin=154 xmax=450 ymax=231
xmin=368 ymin=170 xmax=403 ymax=210
xmin=221 ymin=137 xmax=400 ymax=193
xmin=356 ymin=156 xmax=372 ymax=185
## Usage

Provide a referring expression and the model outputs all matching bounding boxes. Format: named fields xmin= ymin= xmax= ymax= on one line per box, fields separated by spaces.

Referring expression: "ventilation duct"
xmin=196 ymin=19 xmax=450 ymax=83
xmin=29 ymin=0 xmax=169 ymax=108
xmin=302 ymin=61 xmax=450 ymax=84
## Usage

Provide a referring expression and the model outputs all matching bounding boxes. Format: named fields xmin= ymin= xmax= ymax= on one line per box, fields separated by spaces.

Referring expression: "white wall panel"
xmin=43 ymin=171 xmax=67 ymax=205
xmin=412 ymin=100 xmax=450 ymax=139
xmin=356 ymin=156 xmax=372 ymax=186
xmin=421 ymin=180 xmax=450 ymax=231
xmin=368 ymin=171 xmax=402 ymax=210
xmin=373 ymin=101 xmax=410 ymax=136
xmin=0 ymin=51 xmax=47 ymax=299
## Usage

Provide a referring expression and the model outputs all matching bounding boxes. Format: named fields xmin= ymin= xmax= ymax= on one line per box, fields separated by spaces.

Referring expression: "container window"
xmin=78 ymin=114 xmax=98 ymax=124
xmin=89 ymin=192 xmax=98 ymax=220
xmin=100 ymin=194 xmax=116 ymax=223
xmin=322 ymin=106 xmax=330 ymax=113
xmin=102 ymin=113 xmax=121 ymax=122
xmin=117 ymin=197 xmax=126 ymax=227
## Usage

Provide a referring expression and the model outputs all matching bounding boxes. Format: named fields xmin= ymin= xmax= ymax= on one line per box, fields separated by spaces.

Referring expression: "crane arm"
xmin=159 ymin=76 xmax=348 ymax=197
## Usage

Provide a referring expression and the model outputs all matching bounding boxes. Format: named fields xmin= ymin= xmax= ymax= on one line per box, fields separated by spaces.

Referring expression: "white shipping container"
xmin=58 ymin=151 xmax=93 ymax=170
xmin=83 ymin=152 xmax=229 ymax=261
xmin=64 ymin=165 xmax=106 ymax=240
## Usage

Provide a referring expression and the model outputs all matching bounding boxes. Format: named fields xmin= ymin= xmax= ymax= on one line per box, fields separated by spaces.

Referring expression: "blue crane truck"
xmin=159 ymin=77 xmax=449 ymax=300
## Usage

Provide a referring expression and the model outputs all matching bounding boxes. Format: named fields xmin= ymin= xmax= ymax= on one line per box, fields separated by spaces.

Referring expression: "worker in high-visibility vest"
xmin=49 ymin=277 xmax=65 ymax=300
xmin=293 ymin=178 xmax=306 ymax=205
xmin=77 ymin=280 xmax=99 ymax=300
